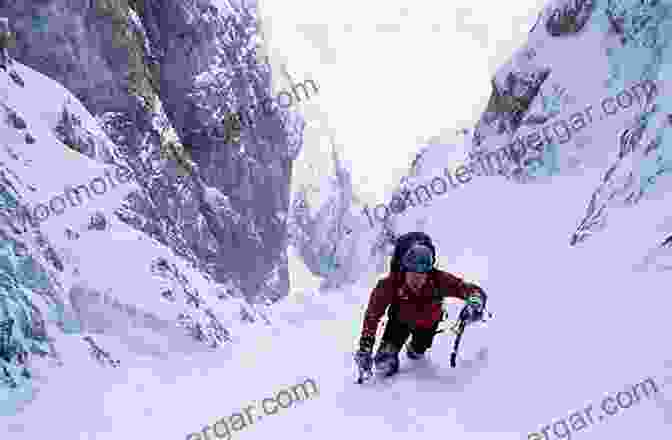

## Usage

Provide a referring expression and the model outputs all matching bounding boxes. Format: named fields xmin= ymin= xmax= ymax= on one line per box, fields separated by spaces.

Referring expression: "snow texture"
xmin=0 ymin=1 xmax=671 ymax=440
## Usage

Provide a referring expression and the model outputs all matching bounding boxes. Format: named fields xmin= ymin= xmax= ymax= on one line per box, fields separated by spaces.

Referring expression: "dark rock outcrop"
xmin=0 ymin=1 xmax=302 ymax=302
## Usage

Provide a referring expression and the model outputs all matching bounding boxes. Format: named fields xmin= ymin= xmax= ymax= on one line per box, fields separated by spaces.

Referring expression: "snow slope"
xmin=5 ymin=152 xmax=672 ymax=439
xmin=3 ymin=0 xmax=672 ymax=439
xmin=0 ymin=59 xmax=270 ymax=413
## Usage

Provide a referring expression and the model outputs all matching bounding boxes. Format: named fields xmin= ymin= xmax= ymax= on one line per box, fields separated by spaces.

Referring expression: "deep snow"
xmin=4 ymin=153 xmax=672 ymax=440
xmin=2 ymin=1 xmax=672 ymax=439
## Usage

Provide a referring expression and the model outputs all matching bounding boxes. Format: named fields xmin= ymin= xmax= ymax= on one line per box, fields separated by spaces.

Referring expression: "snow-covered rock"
xmin=0 ymin=1 xmax=297 ymax=412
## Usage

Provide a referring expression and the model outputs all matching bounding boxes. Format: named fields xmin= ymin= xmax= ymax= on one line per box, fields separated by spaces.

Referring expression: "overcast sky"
xmin=255 ymin=0 xmax=548 ymax=206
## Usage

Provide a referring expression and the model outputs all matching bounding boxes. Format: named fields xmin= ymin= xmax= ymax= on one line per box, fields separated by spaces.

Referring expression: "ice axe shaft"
xmin=449 ymin=318 xmax=467 ymax=368
xmin=446 ymin=304 xmax=493 ymax=367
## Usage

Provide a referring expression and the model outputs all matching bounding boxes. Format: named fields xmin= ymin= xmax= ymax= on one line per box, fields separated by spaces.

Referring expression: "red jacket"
xmin=360 ymin=269 xmax=483 ymax=340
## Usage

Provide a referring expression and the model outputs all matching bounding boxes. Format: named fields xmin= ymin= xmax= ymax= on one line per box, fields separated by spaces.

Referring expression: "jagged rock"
xmin=0 ymin=2 xmax=295 ymax=301
xmin=0 ymin=17 xmax=13 ymax=71
xmin=34 ymin=233 xmax=64 ymax=272
xmin=8 ymin=71 xmax=23 ymax=87
xmin=7 ymin=109 xmax=26 ymax=130
xmin=53 ymin=105 xmax=96 ymax=157
xmin=161 ymin=289 xmax=176 ymax=302
xmin=478 ymin=69 xmax=551 ymax=138
xmin=0 ymin=2 xmax=297 ymax=302
xmin=82 ymin=336 xmax=120 ymax=368
xmin=546 ymin=0 xmax=596 ymax=37
xmin=464 ymin=0 xmax=672 ymax=248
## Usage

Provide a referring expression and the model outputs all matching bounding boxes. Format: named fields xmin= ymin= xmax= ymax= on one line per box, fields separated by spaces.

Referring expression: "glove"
xmin=358 ymin=334 xmax=375 ymax=353
xmin=354 ymin=350 xmax=373 ymax=373
xmin=354 ymin=335 xmax=375 ymax=373
xmin=459 ymin=294 xmax=485 ymax=323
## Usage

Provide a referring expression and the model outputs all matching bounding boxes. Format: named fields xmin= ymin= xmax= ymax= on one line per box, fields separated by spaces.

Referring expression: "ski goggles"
xmin=401 ymin=244 xmax=434 ymax=273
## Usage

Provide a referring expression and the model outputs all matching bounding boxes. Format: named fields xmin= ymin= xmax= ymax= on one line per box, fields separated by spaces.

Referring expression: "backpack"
xmin=390 ymin=232 xmax=436 ymax=273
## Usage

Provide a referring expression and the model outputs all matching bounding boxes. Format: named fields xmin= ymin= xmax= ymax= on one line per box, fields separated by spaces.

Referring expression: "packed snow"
xmin=2 ymin=1 xmax=672 ymax=439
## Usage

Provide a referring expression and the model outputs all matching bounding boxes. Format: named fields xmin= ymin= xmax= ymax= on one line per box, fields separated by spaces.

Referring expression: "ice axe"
xmin=436 ymin=303 xmax=493 ymax=368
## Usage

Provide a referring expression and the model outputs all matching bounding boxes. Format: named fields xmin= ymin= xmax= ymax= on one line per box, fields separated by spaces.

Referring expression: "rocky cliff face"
xmin=469 ymin=0 xmax=672 ymax=250
xmin=0 ymin=0 xmax=301 ymax=302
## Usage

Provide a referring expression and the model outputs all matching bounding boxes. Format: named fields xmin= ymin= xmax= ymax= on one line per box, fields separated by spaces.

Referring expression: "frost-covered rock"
xmin=0 ymin=1 xmax=298 ymax=301
xmin=0 ymin=180 xmax=64 ymax=411
xmin=465 ymin=0 xmax=672 ymax=246
xmin=379 ymin=0 xmax=672 ymax=265
xmin=289 ymin=141 xmax=377 ymax=290
xmin=0 ymin=4 xmax=301 ymax=411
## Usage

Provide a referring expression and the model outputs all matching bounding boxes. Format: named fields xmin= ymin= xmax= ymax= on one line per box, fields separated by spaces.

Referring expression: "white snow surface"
xmin=4 ymin=109 xmax=672 ymax=438
xmin=2 ymin=2 xmax=672 ymax=440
